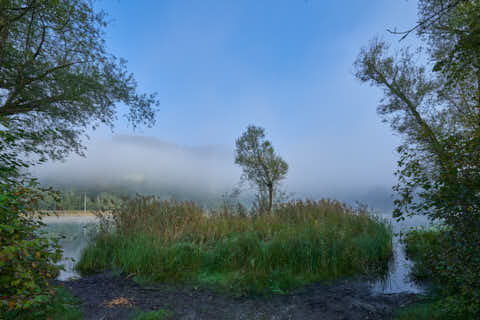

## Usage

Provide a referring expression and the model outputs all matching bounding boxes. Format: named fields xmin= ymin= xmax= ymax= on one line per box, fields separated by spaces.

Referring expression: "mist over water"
xmin=33 ymin=135 xmax=431 ymax=293
xmin=33 ymin=135 xmax=239 ymax=203
xmin=34 ymin=134 xmax=415 ymax=286
xmin=32 ymin=135 xmax=397 ymax=210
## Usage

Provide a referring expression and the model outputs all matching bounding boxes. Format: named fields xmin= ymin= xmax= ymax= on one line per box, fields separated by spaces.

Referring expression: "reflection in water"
xmin=40 ymin=216 xmax=98 ymax=281
xmin=370 ymin=212 xmax=431 ymax=294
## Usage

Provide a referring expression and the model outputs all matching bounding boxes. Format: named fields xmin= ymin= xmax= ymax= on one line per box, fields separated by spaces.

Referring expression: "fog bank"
xmin=33 ymin=135 xmax=396 ymax=210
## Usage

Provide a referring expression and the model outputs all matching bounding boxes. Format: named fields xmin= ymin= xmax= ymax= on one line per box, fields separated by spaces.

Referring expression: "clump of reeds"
xmin=77 ymin=197 xmax=392 ymax=294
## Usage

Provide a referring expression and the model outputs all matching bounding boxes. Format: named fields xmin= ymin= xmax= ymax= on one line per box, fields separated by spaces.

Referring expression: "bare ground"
xmin=59 ymin=272 xmax=419 ymax=320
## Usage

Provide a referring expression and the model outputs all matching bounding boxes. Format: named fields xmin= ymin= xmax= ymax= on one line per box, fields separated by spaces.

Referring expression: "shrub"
xmin=403 ymin=228 xmax=480 ymax=319
xmin=0 ymin=185 xmax=63 ymax=318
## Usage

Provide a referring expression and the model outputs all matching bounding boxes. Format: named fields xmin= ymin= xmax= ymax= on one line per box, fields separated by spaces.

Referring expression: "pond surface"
xmin=41 ymin=215 xmax=98 ymax=281
xmin=42 ymin=212 xmax=431 ymax=292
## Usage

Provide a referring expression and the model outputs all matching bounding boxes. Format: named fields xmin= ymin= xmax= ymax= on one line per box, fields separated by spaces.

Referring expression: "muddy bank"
xmin=59 ymin=272 xmax=419 ymax=320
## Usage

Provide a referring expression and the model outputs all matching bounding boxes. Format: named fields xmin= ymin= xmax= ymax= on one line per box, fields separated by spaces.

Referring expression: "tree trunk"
xmin=477 ymin=69 xmax=480 ymax=113
xmin=0 ymin=12 xmax=8 ymax=66
xmin=268 ymin=184 xmax=273 ymax=213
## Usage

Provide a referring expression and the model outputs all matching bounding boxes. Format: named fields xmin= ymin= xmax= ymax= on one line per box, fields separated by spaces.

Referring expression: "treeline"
xmin=35 ymin=188 xmax=240 ymax=211
xmin=36 ymin=190 xmax=125 ymax=211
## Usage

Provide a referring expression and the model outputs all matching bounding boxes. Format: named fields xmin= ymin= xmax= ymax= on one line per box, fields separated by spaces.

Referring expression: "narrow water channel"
xmin=370 ymin=212 xmax=430 ymax=294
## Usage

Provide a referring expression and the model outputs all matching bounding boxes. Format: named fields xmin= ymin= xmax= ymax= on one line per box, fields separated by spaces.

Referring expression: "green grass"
xmin=402 ymin=227 xmax=444 ymax=281
xmin=49 ymin=287 xmax=83 ymax=320
xmin=394 ymin=299 xmax=450 ymax=320
xmin=131 ymin=308 xmax=174 ymax=320
xmin=3 ymin=286 xmax=83 ymax=320
xmin=77 ymin=198 xmax=393 ymax=295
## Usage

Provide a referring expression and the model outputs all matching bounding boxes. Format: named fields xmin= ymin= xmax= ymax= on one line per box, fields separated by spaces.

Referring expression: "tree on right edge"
xmin=234 ymin=125 xmax=288 ymax=213
xmin=354 ymin=0 xmax=480 ymax=316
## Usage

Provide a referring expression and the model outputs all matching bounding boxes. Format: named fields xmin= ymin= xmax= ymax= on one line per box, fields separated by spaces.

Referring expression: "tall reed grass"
xmin=77 ymin=197 xmax=392 ymax=294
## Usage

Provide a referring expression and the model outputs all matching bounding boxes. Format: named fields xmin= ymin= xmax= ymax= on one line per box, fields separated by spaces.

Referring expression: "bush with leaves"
xmin=403 ymin=227 xmax=480 ymax=318
xmin=0 ymin=129 xmax=63 ymax=318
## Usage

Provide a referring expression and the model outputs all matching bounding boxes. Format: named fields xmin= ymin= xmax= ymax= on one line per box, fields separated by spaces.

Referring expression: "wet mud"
xmin=59 ymin=272 xmax=419 ymax=320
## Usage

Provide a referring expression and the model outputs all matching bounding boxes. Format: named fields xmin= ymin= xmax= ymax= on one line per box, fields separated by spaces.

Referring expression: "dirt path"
xmin=60 ymin=272 xmax=418 ymax=320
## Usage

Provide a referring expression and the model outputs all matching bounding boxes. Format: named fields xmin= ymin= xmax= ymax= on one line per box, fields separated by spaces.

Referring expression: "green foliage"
xmin=0 ymin=0 xmax=159 ymax=162
xmin=131 ymin=309 xmax=174 ymax=320
xmin=403 ymin=228 xmax=444 ymax=281
xmin=235 ymin=125 xmax=288 ymax=213
xmin=0 ymin=124 xmax=33 ymax=183
xmin=354 ymin=1 xmax=480 ymax=225
xmin=403 ymin=228 xmax=480 ymax=319
xmin=417 ymin=0 xmax=480 ymax=88
xmin=0 ymin=127 xmax=70 ymax=319
xmin=3 ymin=286 xmax=83 ymax=320
xmin=354 ymin=0 xmax=480 ymax=316
xmin=0 ymin=186 xmax=63 ymax=317
xmin=77 ymin=197 xmax=392 ymax=295
xmin=394 ymin=299 xmax=450 ymax=320
xmin=48 ymin=287 xmax=83 ymax=320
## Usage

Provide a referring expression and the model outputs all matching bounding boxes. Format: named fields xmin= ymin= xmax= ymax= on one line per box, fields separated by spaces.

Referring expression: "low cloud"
xmin=33 ymin=135 xmax=240 ymax=201
xmin=33 ymin=134 xmax=396 ymax=210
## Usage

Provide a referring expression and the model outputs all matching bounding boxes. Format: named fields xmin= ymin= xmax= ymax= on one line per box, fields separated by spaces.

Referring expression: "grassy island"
xmin=76 ymin=197 xmax=392 ymax=295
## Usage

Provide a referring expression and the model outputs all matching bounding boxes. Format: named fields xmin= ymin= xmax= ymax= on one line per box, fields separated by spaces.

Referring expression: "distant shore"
xmin=33 ymin=210 xmax=101 ymax=217
xmin=31 ymin=211 xmax=102 ymax=223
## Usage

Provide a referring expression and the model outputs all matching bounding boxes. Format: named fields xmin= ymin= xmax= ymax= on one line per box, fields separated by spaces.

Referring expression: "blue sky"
xmin=97 ymin=0 xmax=417 ymax=143
xmin=38 ymin=1 xmax=421 ymax=204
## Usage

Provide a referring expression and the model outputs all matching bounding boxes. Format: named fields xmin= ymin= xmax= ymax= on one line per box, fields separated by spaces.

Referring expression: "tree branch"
xmin=24 ymin=3 xmax=37 ymax=55
xmin=25 ymin=61 xmax=83 ymax=84
xmin=0 ymin=94 xmax=69 ymax=116
xmin=3 ymin=60 xmax=85 ymax=111
xmin=387 ymin=0 xmax=465 ymax=41
xmin=25 ymin=25 xmax=47 ymax=67
xmin=370 ymin=61 xmax=448 ymax=164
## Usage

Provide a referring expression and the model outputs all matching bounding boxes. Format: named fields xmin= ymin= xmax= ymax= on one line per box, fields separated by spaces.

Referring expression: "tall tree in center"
xmin=235 ymin=125 xmax=288 ymax=213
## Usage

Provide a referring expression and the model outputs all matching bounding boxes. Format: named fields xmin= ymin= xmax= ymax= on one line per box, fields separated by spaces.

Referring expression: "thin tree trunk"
xmin=268 ymin=184 xmax=273 ymax=213
xmin=477 ymin=69 xmax=480 ymax=112
xmin=0 ymin=12 xmax=8 ymax=66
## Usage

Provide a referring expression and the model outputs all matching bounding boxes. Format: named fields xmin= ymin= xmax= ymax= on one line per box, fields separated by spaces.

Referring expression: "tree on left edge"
xmin=0 ymin=0 xmax=160 ymax=162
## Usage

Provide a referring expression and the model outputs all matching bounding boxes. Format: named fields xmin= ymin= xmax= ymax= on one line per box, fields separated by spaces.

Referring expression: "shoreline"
xmin=34 ymin=210 xmax=99 ymax=216
xmin=59 ymin=271 xmax=419 ymax=320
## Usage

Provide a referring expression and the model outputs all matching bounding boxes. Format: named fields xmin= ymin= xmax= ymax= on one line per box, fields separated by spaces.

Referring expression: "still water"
xmin=41 ymin=215 xmax=98 ymax=281
xmin=370 ymin=212 xmax=431 ymax=294
xmin=42 ymin=212 xmax=431 ymax=292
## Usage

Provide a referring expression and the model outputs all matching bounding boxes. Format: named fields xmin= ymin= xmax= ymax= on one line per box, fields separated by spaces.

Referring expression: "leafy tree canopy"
xmin=235 ymin=125 xmax=288 ymax=212
xmin=0 ymin=0 xmax=159 ymax=162
xmin=354 ymin=0 xmax=480 ymax=225
xmin=354 ymin=1 xmax=480 ymax=315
